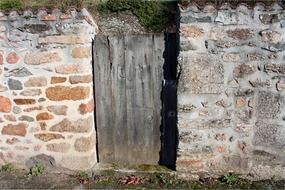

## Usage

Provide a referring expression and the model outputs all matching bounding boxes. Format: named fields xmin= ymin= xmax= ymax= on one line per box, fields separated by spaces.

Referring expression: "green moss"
xmin=29 ymin=164 xmax=45 ymax=176
xmin=222 ymin=173 xmax=240 ymax=185
xmin=77 ymin=171 xmax=89 ymax=180
xmin=1 ymin=163 xmax=15 ymax=172
xmin=100 ymin=169 xmax=116 ymax=176
xmin=0 ymin=0 xmax=23 ymax=11
xmin=108 ymin=163 xmax=172 ymax=173
xmin=0 ymin=0 xmax=176 ymax=32
xmin=100 ymin=0 xmax=134 ymax=12
xmin=135 ymin=164 xmax=171 ymax=172
xmin=99 ymin=0 xmax=176 ymax=32
xmin=0 ymin=0 xmax=90 ymax=11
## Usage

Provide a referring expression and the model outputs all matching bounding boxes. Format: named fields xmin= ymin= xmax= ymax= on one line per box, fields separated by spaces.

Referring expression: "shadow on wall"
xmin=159 ymin=2 xmax=180 ymax=170
xmin=159 ymin=32 xmax=179 ymax=170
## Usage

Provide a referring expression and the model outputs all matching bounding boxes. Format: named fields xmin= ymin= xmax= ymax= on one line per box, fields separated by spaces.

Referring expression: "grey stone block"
xmin=253 ymin=122 xmax=285 ymax=149
xmin=181 ymin=15 xmax=212 ymax=23
xmin=179 ymin=54 xmax=224 ymax=94
xmin=8 ymin=79 xmax=22 ymax=90
xmin=256 ymin=91 xmax=283 ymax=119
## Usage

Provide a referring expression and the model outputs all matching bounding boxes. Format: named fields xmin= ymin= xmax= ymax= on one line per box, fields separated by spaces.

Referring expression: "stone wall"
xmin=0 ymin=9 xmax=97 ymax=170
xmin=178 ymin=3 xmax=285 ymax=180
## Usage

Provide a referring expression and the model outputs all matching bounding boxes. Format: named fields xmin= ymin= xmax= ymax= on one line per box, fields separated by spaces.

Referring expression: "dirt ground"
xmin=1 ymin=168 xmax=285 ymax=189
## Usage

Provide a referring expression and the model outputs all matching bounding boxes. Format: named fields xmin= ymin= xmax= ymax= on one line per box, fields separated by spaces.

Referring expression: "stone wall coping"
xmin=0 ymin=8 xmax=98 ymax=31
xmin=179 ymin=2 xmax=284 ymax=12
xmin=0 ymin=7 xmax=87 ymax=16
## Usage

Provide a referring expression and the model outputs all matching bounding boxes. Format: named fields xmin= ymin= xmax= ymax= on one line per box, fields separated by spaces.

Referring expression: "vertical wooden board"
xmin=124 ymin=35 xmax=137 ymax=164
xmin=152 ymin=34 xmax=165 ymax=163
xmin=140 ymin=35 xmax=156 ymax=163
xmin=136 ymin=34 xmax=164 ymax=164
xmin=94 ymin=35 xmax=115 ymax=163
xmin=124 ymin=35 xmax=156 ymax=164
xmin=95 ymin=34 xmax=164 ymax=165
xmin=140 ymin=34 xmax=164 ymax=164
xmin=124 ymin=35 xmax=141 ymax=164
xmin=108 ymin=36 xmax=128 ymax=164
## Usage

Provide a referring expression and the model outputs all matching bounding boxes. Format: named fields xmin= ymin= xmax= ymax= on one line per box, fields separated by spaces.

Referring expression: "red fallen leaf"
xmin=79 ymin=178 xmax=97 ymax=186
xmin=118 ymin=176 xmax=128 ymax=185
xmin=119 ymin=175 xmax=146 ymax=186
xmin=79 ymin=179 xmax=89 ymax=185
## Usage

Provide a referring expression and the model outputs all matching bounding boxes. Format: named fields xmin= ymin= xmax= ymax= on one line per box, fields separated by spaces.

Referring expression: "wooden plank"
xmin=125 ymin=35 xmax=136 ymax=164
xmin=94 ymin=35 xmax=114 ymax=163
xmin=152 ymin=34 xmax=165 ymax=163
xmin=124 ymin=35 xmax=157 ymax=164
xmin=94 ymin=34 xmax=164 ymax=165
xmin=108 ymin=36 xmax=128 ymax=164
xmin=140 ymin=35 xmax=155 ymax=163
xmin=152 ymin=34 xmax=165 ymax=160
xmin=125 ymin=35 xmax=141 ymax=164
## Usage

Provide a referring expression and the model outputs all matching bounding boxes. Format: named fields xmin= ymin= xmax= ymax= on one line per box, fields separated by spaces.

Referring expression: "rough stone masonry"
xmin=0 ymin=9 xmax=97 ymax=170
xmin=178 ymin=3 xmax=285 ymax=180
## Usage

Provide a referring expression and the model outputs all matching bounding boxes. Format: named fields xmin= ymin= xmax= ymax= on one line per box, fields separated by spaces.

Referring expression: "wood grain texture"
xmin=94 ymin=35 xmax=114 ymax=163
xmin=94 ymin=34 xmax=164 ymax=164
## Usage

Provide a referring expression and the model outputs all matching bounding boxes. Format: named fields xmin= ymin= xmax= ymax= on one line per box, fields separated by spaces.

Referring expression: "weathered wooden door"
xmin=93 ymin=35 xmax=164 ymax=164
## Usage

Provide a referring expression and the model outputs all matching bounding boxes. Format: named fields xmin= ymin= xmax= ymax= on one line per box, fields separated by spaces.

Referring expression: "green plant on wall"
xmin=100 ymin=0 xmax=176 ymax=32
xmin=0 ymin=0 xmax=86 ymax=10
xmin=0 ymin=0 xmax=176 ymax=32
xmin=0 ymin=0 xmax=23 ymax=10
xmin=222 ymin=173 xmax=240 ymax=185
xmin=1 ymin=163 xmax=15 ymax=172
xmin=29 ymin=164 xmax=45 ymax=176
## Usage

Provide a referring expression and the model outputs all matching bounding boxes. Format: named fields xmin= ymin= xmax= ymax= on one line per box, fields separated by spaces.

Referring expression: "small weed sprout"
xmin=77 ymin=171 xmax=89 ymax=180
xmin=29 ymin=164 xmax=45 ymax=176
xmin=222 ymin=173 xmax=240 ymax=185
xmin=1 ymin=163 xmax=15 ymax=172
xmin=77 ymin=171 xmax=94 ymax=185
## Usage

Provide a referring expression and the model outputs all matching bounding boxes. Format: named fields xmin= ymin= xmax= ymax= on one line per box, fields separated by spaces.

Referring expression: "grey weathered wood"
xmin=152 ymin=35 xmax=164 ymax=162
xmin=109 ymin=36 xmax=128 ymax=163
xmin=94 ymin=34 xmax=164 ymax=165
xmin=94 ymin=36 xmax=114 ymax=163
xmin=125 ymin=35 xmax=149 ymax=164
